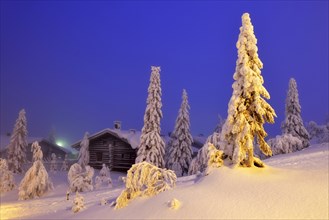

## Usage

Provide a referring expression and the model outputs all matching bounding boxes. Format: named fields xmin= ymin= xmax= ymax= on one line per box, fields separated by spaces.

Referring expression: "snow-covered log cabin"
xmin=72 ymin=123 xmax=141 ymax=170
xmin=72 ymin=122 xmax=206 ymax=170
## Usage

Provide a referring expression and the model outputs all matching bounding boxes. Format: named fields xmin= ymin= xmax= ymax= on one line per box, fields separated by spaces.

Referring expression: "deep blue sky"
xmin=1 ymin=1 xmax=328 ymax=146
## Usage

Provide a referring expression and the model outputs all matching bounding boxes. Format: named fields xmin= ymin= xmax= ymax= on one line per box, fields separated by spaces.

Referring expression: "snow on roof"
xmin=71 ymin=128 xmax=143 ymax=150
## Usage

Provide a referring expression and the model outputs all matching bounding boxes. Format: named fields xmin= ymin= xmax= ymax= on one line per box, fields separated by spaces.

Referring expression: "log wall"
xmin=89 ymin=133 xmax=137 ymax=170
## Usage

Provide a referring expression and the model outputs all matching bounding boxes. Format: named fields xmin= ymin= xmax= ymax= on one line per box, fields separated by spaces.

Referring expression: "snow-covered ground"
xmin=1 ymin=143 xmax=328 ymax=220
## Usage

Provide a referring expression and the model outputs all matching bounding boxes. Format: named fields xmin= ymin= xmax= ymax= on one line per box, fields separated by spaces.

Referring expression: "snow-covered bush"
xmin=61 ymin=154 xmax=69 ymax=171
xmin=267 ymin=134 xmax=304 ymax=155
xmin=7 ymin=109 xmax=28 ymax=173
xmin=208 ymin=144 xmax=224 ymax=169
xmin=68 ymin=163 xmax=94 ymax=193
xmin=50 ymin=153 xmax=57 ymax=173
xmin=136 ymin=66 xmax=165 ymax=168
xmin=115 ymin=161 xmax=177 ymax=209
xmin=166 ymin=89 xmax=193 ymax=176
xmin=95 ymin=163 xmax=112 ymax=189
xmin=281 ymin=78 xmax=310 ymax=148
xmin=72 ymin=192 xmax=85 ymax=213
xmin=220 ymin=13 xmax=276 ymax=167
xmin=169 ymin=198 xmax=181 ymax=210
xmin=188 ymin=143 xmax=223 ymax=175
xmin=307 ymin=121 xmax=329 ymax=144
xmin=18 ymin=141 xmax=53 ymax=200
xmin=0 ymin=158 xmax=15 ymax=193
xmin=77 ymin=132 xmax=90 ymax=169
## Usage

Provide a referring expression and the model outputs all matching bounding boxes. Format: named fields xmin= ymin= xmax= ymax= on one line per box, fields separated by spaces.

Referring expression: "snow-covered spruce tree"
xmin=136 ymin=66 xmax=165 ymax=168
xmin=220 ymin=13 xmax=276 ymax=167
xmin=78 ymin=132 xmax=90 ymax=169
xmin=7 ymin=109 xmax=28 ymax=173
xmin=115 ymin=161 xmax=176 ymax=209
xmin=0 ymin=158 xmax=15 ymax=193
xmin=166 ymin=89 xmax=193 ymax=176
xmin=50 ymin=153 xmax=57 ymax=173
xmin=281 ymin=78 xmax=310 ymax=148
xmin=61 ymin=154 xmax=69 ymax=171
xmin=68 ymin=163 xmax=94 ymax=193
xmin=18 ymin=141 xmax=53 ymax=200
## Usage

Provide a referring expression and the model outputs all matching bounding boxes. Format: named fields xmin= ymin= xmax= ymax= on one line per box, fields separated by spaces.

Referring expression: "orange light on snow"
xmin=0 ymin=204 xmax=25 ymax=220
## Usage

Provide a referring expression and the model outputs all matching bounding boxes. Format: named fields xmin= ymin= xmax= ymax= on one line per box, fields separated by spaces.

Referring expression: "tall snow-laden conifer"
xmin=281 ymin=78 xmax=310 ymax=148
xmin=136 ymin=66 xmax=165 ymax=168
xmin=7 ymin=109 xmax=28 ymax=173
xmin=77 ymin=132 xmax=90 ymax=169
xmin=166 ymin=89 xmax=193 ymax=176
xmin=220 ymin=13 xmax=276 ymax=167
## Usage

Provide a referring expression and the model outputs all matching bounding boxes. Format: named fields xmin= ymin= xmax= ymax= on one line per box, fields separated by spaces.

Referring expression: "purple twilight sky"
xmin=0 ymin=1 xmax=328 ymax=146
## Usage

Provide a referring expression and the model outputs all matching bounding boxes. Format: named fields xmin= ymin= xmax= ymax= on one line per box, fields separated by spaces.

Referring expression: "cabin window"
xmin=96 ymin=152 xmax=103 ymax=162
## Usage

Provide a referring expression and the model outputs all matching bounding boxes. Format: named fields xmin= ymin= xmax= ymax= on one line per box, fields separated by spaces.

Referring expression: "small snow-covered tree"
xmin=188 ymin=143 xmax=223 ymax=175
xmin=0 ymin=158 xmax=15 ymax=193
xmin=115 ymin=161 xmax=176 ymax=209
xmin=281 ymin=78 xmax=310 ymax=148
xmin=220 ymin=13 xmax=276 ymax=167
xmin=61 ymin=154 xmax=69 ymax=171
xmin=50 ymin=153 xmax=57 ymax=173
xmin=166 ymin=89 xmax=193 ymax=176
xmin=68 ymin=163 xmax=94 ymax=193
xmin=77 ymin=132 xmax=90 ymax=169
xmin=136 ymin=66 xmax=165 ymax=168
xmin=72 ymin=192 xmax=85 ymax=213
xmin=18 ymin=141 xmax=53 ymax=200
xmin=95 ymin=163 xmax=112 ymax=189
xmin=7 ymin=109 xmax=28 ymax=173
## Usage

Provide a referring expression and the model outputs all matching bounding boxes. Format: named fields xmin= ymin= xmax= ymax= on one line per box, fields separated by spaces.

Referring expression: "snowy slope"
xmin=1 ymin=143 xmax=328 ymax=220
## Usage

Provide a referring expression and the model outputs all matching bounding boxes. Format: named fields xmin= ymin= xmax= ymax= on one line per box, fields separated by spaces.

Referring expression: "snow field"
xmin=0 ymin=143 xmax=327 ymax=219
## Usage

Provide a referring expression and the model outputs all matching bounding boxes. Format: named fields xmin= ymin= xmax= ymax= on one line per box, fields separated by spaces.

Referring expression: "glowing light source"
xmin=56 ymin=141 xmax=63 ymax=147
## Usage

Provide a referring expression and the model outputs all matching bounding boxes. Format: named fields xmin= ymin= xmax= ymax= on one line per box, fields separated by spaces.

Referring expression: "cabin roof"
xmin=71 ymin=128 xmax=142 ymax=150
